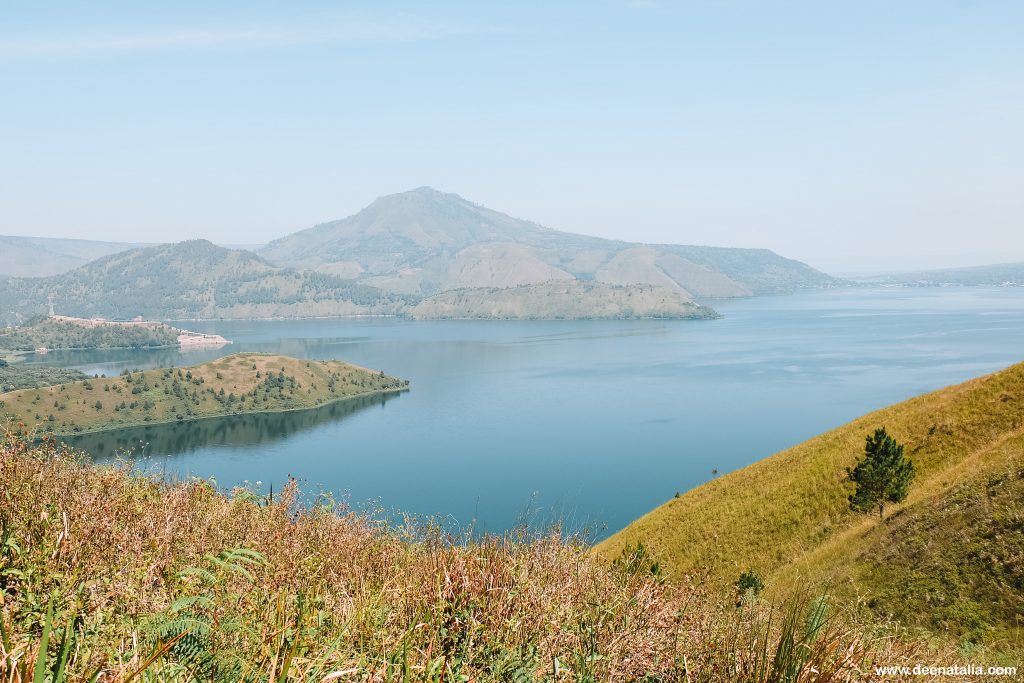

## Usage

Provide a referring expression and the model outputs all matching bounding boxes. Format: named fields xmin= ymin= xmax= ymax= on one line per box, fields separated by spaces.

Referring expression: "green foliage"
xmin=0 ymin=317 xmax=177 ymax=353
xmin=612 ymin=542 xmax=664 ymax=582
xmin=147 ymin=548 xmax=267 ymax=679
xmin=736 ymin=570 xmax=765 ymax=605
xmin=847 ymin=428 xmax=915 ymax=518
xmin=0 ymin=366 xmax=88 ymax=392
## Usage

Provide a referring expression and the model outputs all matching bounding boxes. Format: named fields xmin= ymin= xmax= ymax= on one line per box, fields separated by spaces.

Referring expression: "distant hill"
xmin=867 ymin=262 xmax=1024 ymax=287
xmin=0 ymin=240 xmax=408 ymax=326
xmin=410 ymin=281 xmax=717 ymax=320
xmin=0 ymin=235 xmax=142 ymax=277
xmin=597 ymin=362 xmax=1024 ymax=644
xmin=0 ymin=240 xmax=715 ymax=324
xmin=262 ymin=187 xmax=838 ymax=297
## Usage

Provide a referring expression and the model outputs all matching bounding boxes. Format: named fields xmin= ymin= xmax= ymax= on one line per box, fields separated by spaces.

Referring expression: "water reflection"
xmin=59 ymin=392 xmax=397 ymax=461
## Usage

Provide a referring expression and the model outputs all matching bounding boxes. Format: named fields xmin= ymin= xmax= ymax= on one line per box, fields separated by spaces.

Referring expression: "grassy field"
xmin=596 ymin=361 xmax=1024 ymax=650
xmin=0 ymin=353 xmax=408 ymax=436
xmin=0 ymin=435 xmax=943 ymax=682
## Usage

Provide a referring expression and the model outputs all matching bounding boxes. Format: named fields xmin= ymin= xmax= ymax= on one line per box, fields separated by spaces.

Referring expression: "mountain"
xmin=410 ymin=281 xmax=718 ymax=320
xmin=0 ymin=240 xmax=407 ymax=325
xmin=261 ymin=187 xmax=838 ymax=297
xmin=597 ymin=361 xmax=1024 ymax=644
xmin=0 ymin=235 xmax=143 ymax=277
xmin=867 ymin=262 xmax=1024 ymax=287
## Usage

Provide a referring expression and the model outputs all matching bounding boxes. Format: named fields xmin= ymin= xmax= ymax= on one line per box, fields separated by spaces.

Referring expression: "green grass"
xmin=596 ymin=361 xmax=1024 ymax=650
xmin=0 ymin=352 xmax=408 ymax=436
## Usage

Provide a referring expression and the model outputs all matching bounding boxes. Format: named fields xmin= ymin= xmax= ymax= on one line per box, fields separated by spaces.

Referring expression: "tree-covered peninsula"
xmin=0 ymin=352 xmax=408 ymax=436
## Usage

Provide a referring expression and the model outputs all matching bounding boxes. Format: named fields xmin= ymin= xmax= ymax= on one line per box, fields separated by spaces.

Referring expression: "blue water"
xmin=43 ymin=287 xmax=1024 ymax=538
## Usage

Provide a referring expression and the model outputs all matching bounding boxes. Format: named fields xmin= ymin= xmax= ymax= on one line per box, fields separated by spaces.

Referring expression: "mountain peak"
xmin=373 ymin=186 xmax=466 ymax=206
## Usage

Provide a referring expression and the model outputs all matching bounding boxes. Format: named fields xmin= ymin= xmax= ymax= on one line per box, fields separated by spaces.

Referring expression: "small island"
xmin=0 ymin=352 xmax=409 ymax=436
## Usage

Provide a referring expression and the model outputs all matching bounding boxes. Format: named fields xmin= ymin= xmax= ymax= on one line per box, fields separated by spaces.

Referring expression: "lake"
xmin=36 ymin=287 xmax=1024 ymax=538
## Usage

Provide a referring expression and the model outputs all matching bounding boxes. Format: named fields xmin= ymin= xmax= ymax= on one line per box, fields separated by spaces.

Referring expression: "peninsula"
xmin=0 ymin=352 xmax=408 ymax=436
xmin=0 ymin=314 xmax=229 ymax=359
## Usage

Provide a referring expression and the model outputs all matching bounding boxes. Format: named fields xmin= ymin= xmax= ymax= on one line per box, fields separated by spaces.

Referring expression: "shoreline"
xmin=33 ymin=385 xmax=410 ymax=439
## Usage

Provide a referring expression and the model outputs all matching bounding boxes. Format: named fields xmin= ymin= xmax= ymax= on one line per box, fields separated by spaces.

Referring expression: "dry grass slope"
xmin=0 ymin=436 xmax=939 ymax=681
xmin=597 ymin=361 xmax=1024 ymax=649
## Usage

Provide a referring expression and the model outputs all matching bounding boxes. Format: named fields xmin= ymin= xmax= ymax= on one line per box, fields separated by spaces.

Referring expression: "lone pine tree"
xmin=847 ymin=427 xmax=915 ymax=519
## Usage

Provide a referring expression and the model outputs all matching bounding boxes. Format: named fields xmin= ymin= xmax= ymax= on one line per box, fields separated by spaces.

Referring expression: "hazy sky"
xmin=2 ymin=1 xmax=1022 ymax=274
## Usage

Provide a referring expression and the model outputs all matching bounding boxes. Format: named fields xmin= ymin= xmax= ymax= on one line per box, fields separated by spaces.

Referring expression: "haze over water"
xmin=43 ymin=287 xmax=1024 ymax=537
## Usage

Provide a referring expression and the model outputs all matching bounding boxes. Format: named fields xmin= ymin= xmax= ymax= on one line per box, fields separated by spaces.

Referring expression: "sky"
xmin=1 ymin=1 xmax=1022 ymax=274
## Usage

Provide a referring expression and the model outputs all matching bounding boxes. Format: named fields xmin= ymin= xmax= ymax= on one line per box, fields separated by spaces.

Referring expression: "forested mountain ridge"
xmin=0 ymin=240 xmax=410 ymax=325
xmin=261 ymin=187 xmax=839 ymax=297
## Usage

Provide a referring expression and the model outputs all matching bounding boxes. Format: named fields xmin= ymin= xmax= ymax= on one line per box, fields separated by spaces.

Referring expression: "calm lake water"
xmin=35 ymin=287 xmax=1024 ymax=538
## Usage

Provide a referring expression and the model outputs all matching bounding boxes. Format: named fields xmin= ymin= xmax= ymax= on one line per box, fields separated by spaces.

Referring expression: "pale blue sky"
xmin=1 ymin=1 xmax=1022 ymax=273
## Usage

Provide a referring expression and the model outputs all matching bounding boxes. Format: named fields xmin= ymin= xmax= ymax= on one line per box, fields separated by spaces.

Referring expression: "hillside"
xmin=0 ymin=240 xmax=409 ymax=326
xmin=0 ymin=235 xmax=141 ymax=277
xmin=868 ymin=262 xmax=1024 ymax=286
xmin=597 ymin=361 xmax=1024 ymax=645
xmin=262 ymin=187 xmax=838 ymax=297
xmin=410 ymin=281 xmax=718 ymax=320
xmin=0 ymin=352 xmax=408 ymax=436
xmin=0 ymin=439 xmax=938 ymax=681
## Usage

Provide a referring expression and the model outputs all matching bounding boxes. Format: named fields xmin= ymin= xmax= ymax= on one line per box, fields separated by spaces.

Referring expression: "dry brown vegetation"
xmin=0 ymin=435 xmax=938 ymax=682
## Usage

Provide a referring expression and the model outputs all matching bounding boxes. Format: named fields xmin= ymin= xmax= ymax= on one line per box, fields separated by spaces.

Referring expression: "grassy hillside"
xmin=0 ymin=240 xmax=408 ymax=326
xmin=261 ymin=187 xmax=839 ymax=297
xmin=0 ymin=317 xmax=179 ymax=353
xmin=0 ymin=436 xmax=938 ymax=681
xmin=410 ymin=281 xmax=719 ymax=320
xmin=597 ymin=361 xmax=1024 ymax=646
xmin=0 ymin=353 xmax=408 ymax=436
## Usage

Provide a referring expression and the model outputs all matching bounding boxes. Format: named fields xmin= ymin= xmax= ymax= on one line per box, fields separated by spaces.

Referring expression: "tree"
xmin=847 ymin=428 xmax=915 ymax=519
